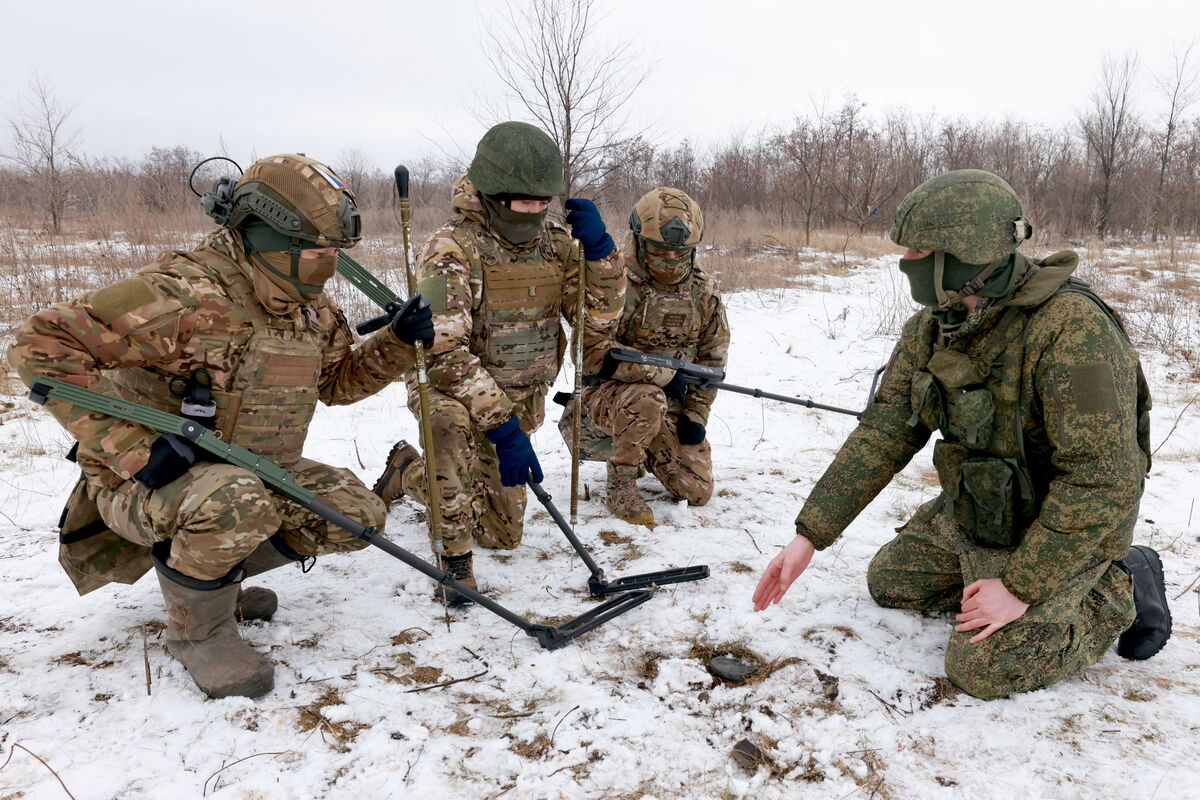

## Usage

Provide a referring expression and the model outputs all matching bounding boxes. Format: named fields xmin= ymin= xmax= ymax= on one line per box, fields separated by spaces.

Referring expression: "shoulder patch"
xmin=87 ymin=278 xmax=157 ymax=325
xmin=417 ymin=274 xmax=450 ymax=313
xmin=1067 ymin=362 xmax=1119 ymax=414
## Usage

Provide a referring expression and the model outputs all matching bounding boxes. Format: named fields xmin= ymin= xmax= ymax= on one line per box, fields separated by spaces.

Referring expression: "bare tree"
xmin=779 ymin=115 xmax=835 ymax=245
xmin=1150 ymin=41 xmax=1199 ymax=240
xmin=5 ymin=73 xmax=82 ymax=233
xmin=1078 ymin=53 xmax=1143 ymax=238
xmin=479 ymin=0 xmax=649 ymax=197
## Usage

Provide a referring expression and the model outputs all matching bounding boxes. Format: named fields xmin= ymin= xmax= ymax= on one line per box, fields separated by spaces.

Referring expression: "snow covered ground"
xmin=1 ymin=248 xmax=1198 ymax=799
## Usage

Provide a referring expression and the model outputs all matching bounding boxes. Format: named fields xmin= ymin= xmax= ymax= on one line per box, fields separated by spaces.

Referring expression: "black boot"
xmin=236 ymin=533 xmax=311 ymax=622
xmin=1115 ymin=545 xmax=1172 ymax=660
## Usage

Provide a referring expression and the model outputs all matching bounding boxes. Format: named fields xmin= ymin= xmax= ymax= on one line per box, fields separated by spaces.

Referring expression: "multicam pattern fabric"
xmin=793 ymin=250 xmax=1147 ymax=697
xmin=235 ymin=153 xmax=359 ymax=247
xmin=397 ymin=176 xmax=624 ymax=552
xmin=8 ymin=228 xmax=413 ymax=582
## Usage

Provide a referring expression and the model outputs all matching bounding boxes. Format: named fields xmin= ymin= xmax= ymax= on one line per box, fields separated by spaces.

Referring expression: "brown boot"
xmin=434 ymin=552 xmax=477 ymax=608
xmin=154 ymin=546 xmax=274 ymax=699
xmin=373 ymin=440 xmax=420 ymax=505
xmin=606 ymin=462 xmax=654 ymax=526
xmin=235 ymin=533 xmax=309 ymax=622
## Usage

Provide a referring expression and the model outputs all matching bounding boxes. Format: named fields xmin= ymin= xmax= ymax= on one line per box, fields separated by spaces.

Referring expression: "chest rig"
xmin=622 ymin=275 xmax=704 ymax=362
xmin=451 ymin=219 xmax=565 ymax=388
xmin=108 ymin=250 xmax=325 ymax=468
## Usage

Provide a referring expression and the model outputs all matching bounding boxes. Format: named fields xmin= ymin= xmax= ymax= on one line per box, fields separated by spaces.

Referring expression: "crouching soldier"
xmin=558 ymin=187 xmax=729 ymax=525
xmin=753 ymin=169 xmax=1171 ymax=699
xmin=371 ymin=122 xmax=625 ymax=605
xmin=9 ymin=154 xmax=434 ymax=699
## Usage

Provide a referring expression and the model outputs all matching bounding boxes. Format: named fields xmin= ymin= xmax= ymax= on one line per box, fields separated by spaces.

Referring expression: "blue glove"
xmin=564 ymin=198 xmax=615 ymax=260
xmin=485 ymin=416 xmax=544 ymax=487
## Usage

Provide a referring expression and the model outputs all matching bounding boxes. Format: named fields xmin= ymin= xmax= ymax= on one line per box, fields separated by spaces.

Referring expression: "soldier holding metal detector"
xmin=373 ymin=121 xmax=627 ymax=606
xmin=8 ymin=154 xmax=435 ymax=699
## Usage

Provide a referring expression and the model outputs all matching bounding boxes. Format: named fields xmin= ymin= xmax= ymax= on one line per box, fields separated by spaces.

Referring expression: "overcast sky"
xmin=3 ymin=0 xmax=1200 ymax=175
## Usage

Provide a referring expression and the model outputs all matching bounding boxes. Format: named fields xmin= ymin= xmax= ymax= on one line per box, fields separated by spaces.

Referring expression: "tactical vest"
xmin=909 ymin=277 xmax=1151 ymax=548
xmin=622 ymin=274 xmax=705 ymax=362
xmin=450 ymin=220 xmax=566 ymax=388
xmin=108 ymin=249 xmax=325 ymax=468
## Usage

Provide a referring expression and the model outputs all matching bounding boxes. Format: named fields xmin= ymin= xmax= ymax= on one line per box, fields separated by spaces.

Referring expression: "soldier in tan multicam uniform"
xmin=753 ymin=170 xmax=1172 ymax=699
xmin=9 ymin=154 xmax=434 ymax=699
xmin=558 ymin=188 xmax=729 ymax=525
xmin=372 ymin=122 xmax=625 ymax=605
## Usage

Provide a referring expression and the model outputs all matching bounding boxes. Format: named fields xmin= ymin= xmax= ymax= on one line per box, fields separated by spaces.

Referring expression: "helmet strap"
xmin=934 ymin=253 xmax=1006 ymax=311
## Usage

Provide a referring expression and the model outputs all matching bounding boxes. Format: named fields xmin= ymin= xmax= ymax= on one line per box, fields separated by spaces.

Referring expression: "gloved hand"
xmin=390 ymin=294 xmax=434 ymax=347
xmin=598 ymin=349 xmax=621 ymax=380
xmin=677 ymin=415 xmax=706 ymax=445
xmin=134 ymin=434 xmax=196 ymax=489
xmin=663 ymin=370 xmax=689 ymax=402
xmin=485 ymin=416 xmax=544 ymax=487
xmin=564 ymin=198 xmax=615 ymax=260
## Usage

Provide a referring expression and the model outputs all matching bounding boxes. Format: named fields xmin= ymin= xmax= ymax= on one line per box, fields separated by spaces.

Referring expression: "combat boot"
xmin=235 ymin=533 xmax=311 ymax=622
xmin=373 ymin=440 xmax=420 ymax=505
xmin=153 ymin=545 xmax=274 ymax=699
xmin=435 ymin=552 xmax=477 ymax=608
xmin=1115 ymin=545 xmax=1172 ymax=660
xmin=606 ymin=462 xmax=654 ymax=526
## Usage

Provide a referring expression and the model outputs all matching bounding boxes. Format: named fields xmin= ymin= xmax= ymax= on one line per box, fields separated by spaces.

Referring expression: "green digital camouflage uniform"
xmin=392 ymin=175 xmax=625 ymax=555
xmin=9 ymin=226 xmax=412 ymax=583
xmin=795 ymin=248 xmax=1147 ymax=699
xmin=562 ymin=230 xmax=729 ymax=505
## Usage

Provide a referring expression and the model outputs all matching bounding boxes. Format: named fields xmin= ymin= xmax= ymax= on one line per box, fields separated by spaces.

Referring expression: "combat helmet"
xmin=468 ymin=121 xmax=565 ymax=198
xmin=891 ymin=169 xmax=1031 ymax=309
xmin=630 ymin=187 xmax=704 ymax=250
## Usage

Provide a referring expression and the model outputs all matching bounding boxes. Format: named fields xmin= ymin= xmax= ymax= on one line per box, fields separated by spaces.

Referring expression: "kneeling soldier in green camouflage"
xmin=9 ymin=154 xmax=433 ymax=699
xmin=558 ymin=187 xmax=729 ymax=525
xmin=753 ymin=169 xmax=1171 ymax=699
xmin=372 ymin=122 xmax=625 ymax=605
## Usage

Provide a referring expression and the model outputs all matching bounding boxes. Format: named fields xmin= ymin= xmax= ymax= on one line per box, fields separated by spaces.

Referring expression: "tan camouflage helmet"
xmin=630 ymin=187 xmax=704 ymax=249
xmin=890 ymin=169 xmax=1030 ymax=264
xmin=219 ymin=154 xmax=361 ymax=248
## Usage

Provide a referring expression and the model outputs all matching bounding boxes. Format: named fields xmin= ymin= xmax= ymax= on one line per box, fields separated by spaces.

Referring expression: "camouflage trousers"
xmin=582 ymin=382 xmax=713 ymax=505
xmin=866 ymin=496 xmax=1136 ymax=700
xmin=94 ymin=458 xmax=385 ymax=581
xmin=401 ymin=387 xmax=546 ymax=557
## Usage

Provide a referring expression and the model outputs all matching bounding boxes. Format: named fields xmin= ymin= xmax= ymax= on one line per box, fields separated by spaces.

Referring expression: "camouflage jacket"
xmin=795 ymin=252 xmax=1148 ymax=605
xmin=410 ymin=176 xmax=625 ymax=432
xmin=8 ymin=229 xmax=415 ymax=488
xmin=603 ymin=232 xmax=730 ymax=425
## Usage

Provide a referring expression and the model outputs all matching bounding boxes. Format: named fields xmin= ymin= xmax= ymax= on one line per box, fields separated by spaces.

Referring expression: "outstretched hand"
xmin=752 ymin=535 xmax=816 ymax=611
xmin=954 ymin=578 xmax=1029 ymax=643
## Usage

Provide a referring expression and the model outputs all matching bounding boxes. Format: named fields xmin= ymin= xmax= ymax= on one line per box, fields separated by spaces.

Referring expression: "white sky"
xmin=3 ymin=0 xmax=1200 ymax=173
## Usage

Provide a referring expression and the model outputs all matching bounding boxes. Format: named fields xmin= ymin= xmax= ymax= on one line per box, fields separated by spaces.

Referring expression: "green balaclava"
xmin=479 ymin=194 xmax=549 ymax=245
xmin=890 ymin=169 xmax=1032 ymax=326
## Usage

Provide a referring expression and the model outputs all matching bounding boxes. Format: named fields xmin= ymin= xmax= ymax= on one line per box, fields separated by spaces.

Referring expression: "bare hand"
xmin=954 ymin=578 xmax=1029 ymax=643
xmin=752 ymin=535 xmax=815 ymax=611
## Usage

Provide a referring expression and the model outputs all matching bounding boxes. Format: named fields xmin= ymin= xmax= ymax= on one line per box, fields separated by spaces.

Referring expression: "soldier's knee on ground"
xmin=164 ymin=466 xmax=282 ymax=580
xmin=669 ymin=474 xmax=713 ymax=506
xmin=866 ymin=549 xmax=910 ymax=609
xmin=943 ymin=625 xmax=1064 ymax=700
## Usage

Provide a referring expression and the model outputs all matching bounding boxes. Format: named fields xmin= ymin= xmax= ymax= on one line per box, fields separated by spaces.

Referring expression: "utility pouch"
xmin=908 ymin=370 xmax=944 ymax=430
xmin=946 ymin=388 xmax=995 ymax=448
xmin=57 ymin=471 xmax=152 ymax=595
xmin=956 ymin=457 xmax=1034 ymax=549
xmin=931 ymin=439 xmax=968 ymax=499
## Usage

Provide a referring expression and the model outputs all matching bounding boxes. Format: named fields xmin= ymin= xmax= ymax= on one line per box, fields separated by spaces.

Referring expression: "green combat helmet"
xmin=468 ymin=121 xmax=565 ymax=198
xmin=892 ymin=169 xmax=1032 ymax=310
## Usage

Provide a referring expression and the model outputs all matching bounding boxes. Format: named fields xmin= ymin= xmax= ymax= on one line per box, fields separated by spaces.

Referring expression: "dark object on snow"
xmin=731 ymin=738 xmax=775 ymax=772
xmin=1115 ymin=545 xmax=1172 ymax=660
xmin=814 ymin=668 xmax=840 ymax=700
xmin=707 ymin=654 xmax=760 ymax=684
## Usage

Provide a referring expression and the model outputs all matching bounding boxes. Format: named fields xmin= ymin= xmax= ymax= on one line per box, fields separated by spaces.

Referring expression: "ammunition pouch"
xmin=932 ymin=440 xmax=1034 ymax=549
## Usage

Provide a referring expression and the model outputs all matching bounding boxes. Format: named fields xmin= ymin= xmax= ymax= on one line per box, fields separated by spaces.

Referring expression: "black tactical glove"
xmin=133 ymin=434 xmax=196 ymax=490
xmin=663 ymin=370 xmax=689 ymax=402
xmin=390 ymin=294 xmax=434 ymax=347
xmin=677 ymin=415 xmax=706 ymax=445
xmin=598 ymin=349 xmax=620 ymax=380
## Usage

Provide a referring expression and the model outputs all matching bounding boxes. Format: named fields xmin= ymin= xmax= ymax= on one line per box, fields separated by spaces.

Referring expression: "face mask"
xmin=249 ymin=250 xmax=335 ymax=314
xmin=480 ymin=194 xmax=548 ymax=244
xmin=640 ymin=240 xmax=694 ymax=285
xmin=898 ymin=252 xmax=1027 ymax=307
